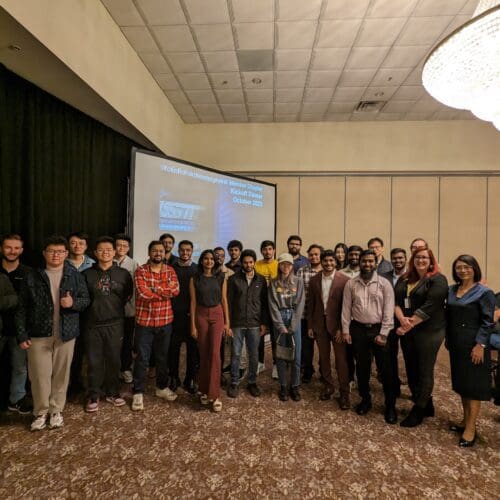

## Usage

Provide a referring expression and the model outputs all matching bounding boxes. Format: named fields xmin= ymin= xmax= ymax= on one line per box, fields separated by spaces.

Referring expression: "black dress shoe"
xmin=449 ymin=423 xmax=465 ymax=433
xmin=423 ymin=397 xmax=435 ymax=417
xmin=227 ymin=383 xmax=239 ymax=398
xmin=384 ymin=406 xmax=398 ymax=425
xmin=319 ymin=391 xmax=332 ymax=401
xmin=459 ymin=434 xmax=476 ymax=448
xmin=355 ymin=399 xmax=372 ymax=415
xmin=290 ymin=387 xmax=301 ymax=402
xmin=279 ymin=386 xmax=289 ymax=401
xmin=183 ymin=380 xmax=198 ymax=394
xmin=400 ymin=404 xmax=425 ymax=427
xmin=247 ymin=383 xmax=261 ymax=397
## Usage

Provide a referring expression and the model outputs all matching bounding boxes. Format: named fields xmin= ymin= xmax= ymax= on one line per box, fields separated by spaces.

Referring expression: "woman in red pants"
xmin=190 ymin=249 xmax=231 ymax=412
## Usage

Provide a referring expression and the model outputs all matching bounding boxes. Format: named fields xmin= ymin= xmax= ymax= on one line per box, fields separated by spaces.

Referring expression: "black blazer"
xmin=394 ymin=272 xmax=448 ymax=333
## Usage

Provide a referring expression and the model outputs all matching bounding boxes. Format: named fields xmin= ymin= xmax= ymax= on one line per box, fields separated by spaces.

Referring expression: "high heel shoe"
xmin=459 ymin=434 xmax=476 ymax=448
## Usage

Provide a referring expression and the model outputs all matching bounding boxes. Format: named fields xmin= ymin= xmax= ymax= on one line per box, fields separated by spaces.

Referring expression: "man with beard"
xmin=160 ymin=233 xmax=177 ymax=265
xmin=341 ymin=249 xmax=397 ymax=424
xmin=340 ymin=245 xmax=362 ymax=279
xmin=287 ymin=235 xmax=308 ymax=273
xmin=226 ymin=240 xmax=243 ymax=273
xmin=0 ymin=234 xmax=31 ymax=414
xmin=169 ymin=240 xmax=199 ymax=393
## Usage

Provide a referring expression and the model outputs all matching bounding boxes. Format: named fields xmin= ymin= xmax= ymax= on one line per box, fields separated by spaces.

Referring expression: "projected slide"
xmin=130 ymin=150 xmax=276 ymax=265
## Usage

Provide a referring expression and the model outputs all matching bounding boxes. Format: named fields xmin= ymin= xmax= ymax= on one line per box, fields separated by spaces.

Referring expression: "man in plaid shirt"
xmin=131 ymin=240 xmax=180 ymax=411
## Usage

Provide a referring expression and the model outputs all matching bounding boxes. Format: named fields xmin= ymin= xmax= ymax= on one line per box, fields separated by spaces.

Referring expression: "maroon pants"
xmin=196 ymin=304 xmax=224 ymax=400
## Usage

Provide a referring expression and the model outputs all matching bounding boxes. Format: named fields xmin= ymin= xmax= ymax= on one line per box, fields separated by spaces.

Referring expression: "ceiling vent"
xmin=354 ymin=101 xmax=386 ymax=113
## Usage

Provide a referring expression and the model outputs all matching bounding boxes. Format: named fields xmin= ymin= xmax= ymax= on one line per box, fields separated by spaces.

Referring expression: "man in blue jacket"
xmin=16 ymin=235 xmax=90 ymax=431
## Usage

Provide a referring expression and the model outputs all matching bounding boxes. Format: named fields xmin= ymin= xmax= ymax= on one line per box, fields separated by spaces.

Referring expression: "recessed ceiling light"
xmin=8 ymin=44 xmax=21 ymax=51
xmin=221 ymin=80 xmax=228 ymax=86
xmin=252 ymin=77 xmax=262 ymax=84
xmin=374 ymin=91 xmax=385 ymax=97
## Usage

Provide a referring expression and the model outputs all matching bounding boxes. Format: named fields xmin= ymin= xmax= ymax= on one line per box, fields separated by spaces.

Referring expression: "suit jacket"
xmin=307 ymin=271 xmax=349 ymax=336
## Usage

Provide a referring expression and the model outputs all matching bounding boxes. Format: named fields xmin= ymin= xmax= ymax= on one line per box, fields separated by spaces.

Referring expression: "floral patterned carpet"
xmin=0 ymin=346 xmax=498 ymax=499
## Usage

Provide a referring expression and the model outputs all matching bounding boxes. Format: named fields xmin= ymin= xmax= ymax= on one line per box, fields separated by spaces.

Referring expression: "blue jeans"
xmin=0 ymin=336 xmax=28 ymax=403
xmin=276 ymin=309 xmax=302 ymax=388
xmin=231 ymin=327 xmax=260 ymax=385
xmin=133 ymin=324 xmax=172 ymax=394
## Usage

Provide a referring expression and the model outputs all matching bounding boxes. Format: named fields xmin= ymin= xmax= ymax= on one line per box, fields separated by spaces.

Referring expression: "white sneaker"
xmin=212 ymin=398 xmax=222 ymax=412
xmin=132 ymin=393 xmax=144 ymax=411
xmin=30 ymin=414 xmax=47 ymax=432
xmin=272 ymin=364 xmax=278 ymax=380
xmin=155 ymin=386 xmax=178 ymax=401
xmin=48 ymin=412 xmax=64 ymax=430
xmin=121 ymin=370 xmax=133 ymax=384
xmin=257 ymin=362 xmax=265 ymax=374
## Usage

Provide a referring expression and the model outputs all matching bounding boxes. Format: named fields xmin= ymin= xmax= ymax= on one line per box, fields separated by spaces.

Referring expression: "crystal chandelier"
xmin=422 ymin=0 xmax=500 ymax=130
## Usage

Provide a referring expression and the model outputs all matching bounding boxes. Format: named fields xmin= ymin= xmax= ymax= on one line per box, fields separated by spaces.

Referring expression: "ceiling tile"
xmin=248 ymin=115 xmax=273 ymax=122
xmin=367 ymin=0 xmax=419 ymax=18
xmin=202 ymin=51 xmax=239 ymax=71
xmin=301 ymin=114 xmax=325 ymax=122
xmin=328 ymin=101 xmax=357 ymax=112
xmin=362 ymin=86 xmax=398 ymax=100
xmin=460 ymin=0 xmax=480 ymax=15
xmin=209 ymin=72 xmax=242 ymax=89
xmin=371 ymin=67 xmax=412 ymax=87
xmin=166 ymin=90 xmax=189 ymax=104
xmin=311 ymin=48 xmax=350 ymax=70
xmin=333 ymin=86 xmax=365 ymax=101
xmin=317 ymin=20 xmax=362 ymax=48
xmin=277 ymin=0 xmax=323 ymax=20
xmin=172 ymin=103 xmax=196 ymax=115
xmin=403 ymin=65 xmax=424 ymax=85
xmin=155 ymin=74 xmax=180 ymax=90
xmin=102 ymin=0 xmax=144 ymax=26
xmin=382 ymin=45 xmax=428 ymax=68
xmin=323 ymin=0 xmax=370 ymax=19
xmin=350 ymin=113 xmax=376 ymax=121
xmin=411 ymin=95 xmax=443 ymax=113
xmin=234 ymin=23 xmax=274 ymax=50
xmin=224 ymin=115 xmax=249 ymax=122
xmin=397 ymin=17 xmax=454 ymax=46
xmin=325 ymin=113 xmax=352 ymax=121
xmin=199 ymin=115 xmax=224 ymax=123
xmin=338 ymin=69 xmax=377 ymax=87
xmin=376 ymin=112 xmax=403 ymax=121
xmin=246 ymin=89 xmax=274 ymax=102
xmin=185 ymin=90 xmax=216 ymax=103
xmin=439 ymin=15 xmax=471 ymax=39
xmin=276 ymin=88 xmax=304 ymax=102
xmin=346 ymin=47 xmax=389 ymax=69
xmin=167 ymin=52 xmax=205 ymax=72
xmin=220 ymin=103 xmax=247 ymax=115
xmin=276 ymin=71 xmax=307 ymax=88
xmin=304 ymin=88 xmax=334 ymax=102
xmin=182 ymin=115 xmax=201 ymax=123
xmin=139 ymin=52 xmax=171 ymax=73
xmin=455 ymin=110 xmax=476 ymax=120
xmin=431 ymin=109 xmax=460 ymax=120
xmin=231 ymin=0 xmax=274 ymax=22
xmin=136 ymin=0 xmax=186 ymax=25
xmin=193 ymin=103 xmax=221 ymax=114
xmin=192 ymin=24 xmax=235 ymax=51
xmin=355 ymin=18 xmax=408 ymax=47
xmin=404 ymin=111 xmax=433 ymax=120
xmin=382 ymin=100 xmax=416 ymax=113
xmin=122 ymin=27 xmax=157 ymax=52
xmin=302 ymin=102 xmax=329 ymax=113
xmin=215 ymin=89 xmax=245 ymax=103
xmin=392 ymin=85 xmax=425 ymax=100
xmin=308 ymin=70 xmax=341 ymax=88
xmin=276 ymin=102 xmax=301 ymax=113
xmin=152 ymin=26 xmax=196 ymax=52
xmin=242 ymin=71 xmax=274 ymax=88
xmin=277 ymin=21 xmax=317 ymax=49
xmin=276 ymin=50 xmax=312 ymax=70
xmin=276 ymin=114 xmax=299 ymax=122
xmin=413 ymin=0 xmax=466 ymax=16
xmin=237 ymin=50 xmax=274 ymax=71
xmin=184 ymin=0 xmax=229 ymax=24
xmin=177 ymin=73 xmax=211 ymax=90
xmin=248 ymin=102 xmax=274 ymax=114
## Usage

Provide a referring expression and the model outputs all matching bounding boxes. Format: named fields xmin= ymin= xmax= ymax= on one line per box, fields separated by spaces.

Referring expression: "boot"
xmin=423 ymin=397 xmax=435 ymax=417
xmin=400 ymin=404 xmax=425 ymax=427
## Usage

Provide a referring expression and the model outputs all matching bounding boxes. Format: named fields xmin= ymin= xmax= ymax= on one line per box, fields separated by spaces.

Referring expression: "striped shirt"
xmin=296 ymin=264 xmax=321 ymax=319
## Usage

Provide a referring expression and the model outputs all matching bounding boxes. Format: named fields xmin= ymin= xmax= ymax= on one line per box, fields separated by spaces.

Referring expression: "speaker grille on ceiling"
xmin=355 ymin=101 xmax=386 ymax=113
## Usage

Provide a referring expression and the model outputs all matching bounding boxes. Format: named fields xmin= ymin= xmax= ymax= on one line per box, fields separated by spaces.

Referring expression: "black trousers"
xmin=301 ymin=318 xmax=315 ymax=377
xmin=169 ymin=316 xmax=199 ymax=383
xmin=69 ymin=327 xmax=85 ymax=393
xmin=350 ymin=321 xmax=396 ymax=407
xmin=387 ymin=330 xmax=402 ymax=396
xmin=85 ymin=322 xmax=123 ymax=399
xmin=401 ymin=327 xmax=444 ymax=408
xmin=120 ymin=316 xmax=135 ymax=372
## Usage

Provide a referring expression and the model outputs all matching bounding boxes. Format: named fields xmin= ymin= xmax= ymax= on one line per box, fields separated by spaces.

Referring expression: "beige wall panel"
xmin=345 ymin=177 xmax=391 ymax=249
xmin=391 ymin=177 xmax=439 ymax=252
xmin=299 ymin=177 xmax=345 ymax=250
xmin=255 ymin=177 xmax=299 ymax=254
xmin=486 ymin=177 xmax=500 ymax=291
xmin=439 ymin=177 xmax=487 ymax=283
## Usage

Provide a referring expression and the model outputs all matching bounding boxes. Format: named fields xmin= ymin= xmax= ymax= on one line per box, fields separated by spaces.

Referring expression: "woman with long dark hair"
xmin=446 ymin=255 xmax=495 ymax=447
xmin=334 ymin=243 xmax=349 ymax=270
xmin=394 ymin=247 xmax=448 ymax=427
xmin=189 ymin=249 xmax=231 ymax=412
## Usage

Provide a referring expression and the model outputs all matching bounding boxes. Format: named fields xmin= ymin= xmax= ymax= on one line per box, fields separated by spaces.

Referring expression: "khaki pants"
xmin=28 ymin=335 xmax=75 ymax=416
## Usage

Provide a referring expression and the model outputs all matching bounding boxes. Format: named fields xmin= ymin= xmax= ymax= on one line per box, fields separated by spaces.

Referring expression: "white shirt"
xmin=321 ymin=271 xmax=335 ymax=311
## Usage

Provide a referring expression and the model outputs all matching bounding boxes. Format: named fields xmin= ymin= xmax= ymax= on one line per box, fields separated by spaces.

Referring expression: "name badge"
xmin=404 ymin=297 xmax=411 ymax=309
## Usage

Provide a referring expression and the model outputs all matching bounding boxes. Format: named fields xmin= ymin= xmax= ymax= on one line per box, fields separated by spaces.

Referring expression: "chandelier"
xmin=422 ymin=0 xmax=500 ymax=130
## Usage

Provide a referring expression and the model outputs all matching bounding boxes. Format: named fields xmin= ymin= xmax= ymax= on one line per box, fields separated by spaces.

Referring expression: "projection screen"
xmin=129 ymin=149 xmax=276 ymax=265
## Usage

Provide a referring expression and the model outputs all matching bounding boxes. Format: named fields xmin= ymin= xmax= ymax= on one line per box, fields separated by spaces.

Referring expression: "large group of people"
xmin=0 ymin=231 xmax=498 ymax=448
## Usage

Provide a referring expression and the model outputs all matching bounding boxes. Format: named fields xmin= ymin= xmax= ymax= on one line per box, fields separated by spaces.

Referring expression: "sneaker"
xmin=105 ymin=395 xmax=126 ymax=407
xmin=155 ymin=387 xmax=178 ymax=401
xmin=200 ymin=394 xmax=209 ymax=405
xmin=272 ymin=364 xmax=278 ymax=380
xmin=212 ymin=398 xmax=223 ymax=412
xmin=30 ymin=415 xmax=47 ymax=431
xmin=247 ymin=383 xmax=261 ymax=397
xmin=121 ymin=370 xmax=133 ymax=384
xmin=8 ymin=396 xmax=33 ymax=415
xmin=85 ymin=399 xmax=99 ymax=413
xmin=227 ymin=383 xmax=239 ymax=398
xmin=48 ymin=412 xmax=64 ymax=429
xmin=257 ymin=362 xmax=265 ymax=374
xmin=132 ymin=393 xmax=144 ymax=411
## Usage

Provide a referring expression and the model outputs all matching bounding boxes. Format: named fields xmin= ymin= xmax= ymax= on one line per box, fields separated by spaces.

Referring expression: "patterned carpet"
xmin=0 ymin=346 xmax=498 ymax=499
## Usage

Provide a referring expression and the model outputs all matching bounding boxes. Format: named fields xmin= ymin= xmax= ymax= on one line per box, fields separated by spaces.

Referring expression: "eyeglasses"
xmin=414 ymin=256 xmax=430 ymax=261
xmin=45 ymin=250 xmax=66 ymax=255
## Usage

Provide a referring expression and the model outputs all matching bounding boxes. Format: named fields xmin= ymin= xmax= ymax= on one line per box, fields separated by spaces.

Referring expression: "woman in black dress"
xmin=334 ymin=243 xmax=348 ymax=270
xmin=447 ymin=255 xmax=495 ymax=447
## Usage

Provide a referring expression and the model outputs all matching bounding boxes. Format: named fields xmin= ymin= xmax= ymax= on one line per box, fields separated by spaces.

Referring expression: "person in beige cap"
xmin=268 ymin=253 xmax=305 ymax=402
